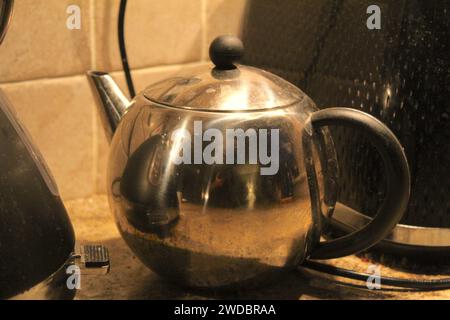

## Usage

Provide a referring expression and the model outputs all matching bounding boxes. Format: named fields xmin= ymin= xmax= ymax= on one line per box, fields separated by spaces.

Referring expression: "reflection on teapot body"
xmin=110 ymin=98 xmax=317 ymax=286
xmin=88 ymin=36 xmax=410 ymax=288
xmin=171 ymin=120 xmax=281 ymax=175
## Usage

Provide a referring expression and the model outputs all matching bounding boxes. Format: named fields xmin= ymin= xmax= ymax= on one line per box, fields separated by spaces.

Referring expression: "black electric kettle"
xmin=0 ymin=0 xmax=109 ymax=299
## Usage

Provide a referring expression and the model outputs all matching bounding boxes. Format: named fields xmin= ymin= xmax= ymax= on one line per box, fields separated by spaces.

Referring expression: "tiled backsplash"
xmin=0 ymin=0 xmax=248 ymax=200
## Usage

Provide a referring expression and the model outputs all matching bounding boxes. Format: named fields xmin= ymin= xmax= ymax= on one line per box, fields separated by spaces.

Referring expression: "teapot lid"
xmin=143 ymin=35 xmax=306 ymax=111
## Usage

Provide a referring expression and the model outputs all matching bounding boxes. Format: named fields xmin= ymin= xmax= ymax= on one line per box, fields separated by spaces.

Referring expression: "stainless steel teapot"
xmin=88 ymin=35 xmax=410 ymax=288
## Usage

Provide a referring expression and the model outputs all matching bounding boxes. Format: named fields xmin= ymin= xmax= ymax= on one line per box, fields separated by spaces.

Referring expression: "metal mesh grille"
xmin=241 ymin=0 xmax=450 ymax=227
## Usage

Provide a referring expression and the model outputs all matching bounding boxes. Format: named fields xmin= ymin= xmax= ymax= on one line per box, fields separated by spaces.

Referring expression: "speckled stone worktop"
xmin=66 ymin=195 xmax=450 ymax=300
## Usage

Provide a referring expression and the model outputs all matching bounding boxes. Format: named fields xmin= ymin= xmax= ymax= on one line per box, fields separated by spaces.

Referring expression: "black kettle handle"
xmin=0 ymin=0 xmax=14 ymax=45
xmin=303 ymin=107 xmax=410 ymax=259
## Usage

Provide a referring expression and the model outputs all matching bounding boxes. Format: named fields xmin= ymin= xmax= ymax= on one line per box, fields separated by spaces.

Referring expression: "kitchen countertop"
xmin=66 ymin=195 xmax=450 ymax=300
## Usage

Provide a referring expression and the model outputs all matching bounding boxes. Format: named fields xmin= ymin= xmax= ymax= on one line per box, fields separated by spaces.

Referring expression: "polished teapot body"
xmin=107 ymin=74 xmax=325 ymax=287
xmin=89 ymin=36 xmax=410 ymax=288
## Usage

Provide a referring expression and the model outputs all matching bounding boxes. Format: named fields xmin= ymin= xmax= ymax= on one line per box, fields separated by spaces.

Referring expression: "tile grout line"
xmin=89 ymin=0 xmax=97 ymax=70
xmin=89 ymin=0 xmax=99 ymax=193
xmin=200 ymin=0 xmax=207 ymax=61
xmin=0 ymin=61 xmax=209 ymax=87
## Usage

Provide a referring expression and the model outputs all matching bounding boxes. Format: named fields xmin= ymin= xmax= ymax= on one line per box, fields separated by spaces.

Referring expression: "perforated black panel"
xmin=242 ymin=0 xmax=449 ymax=227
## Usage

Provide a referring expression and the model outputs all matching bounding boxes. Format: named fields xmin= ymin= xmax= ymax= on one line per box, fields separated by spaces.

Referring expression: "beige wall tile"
xmin=94 ymin=62 xmax=208 ymax=193
xmin=205 ymin=0 xmax=249 ymax=58
xmin=0 ymin=76 xmax=95 ymax=200
xmin=94 ymin=0 xmax=203 ymax=72
xmin=0 ymin=0 xmax=249 ymax=199
xmin=0 ymin=0 xmax=91 ymax=83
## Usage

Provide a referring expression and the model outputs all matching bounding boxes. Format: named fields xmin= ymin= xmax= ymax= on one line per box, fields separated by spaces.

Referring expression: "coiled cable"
xmin=303 ymin=260 xmax=450 ymax=290
xmin=118 ymin=0 xmax=135 ymax=98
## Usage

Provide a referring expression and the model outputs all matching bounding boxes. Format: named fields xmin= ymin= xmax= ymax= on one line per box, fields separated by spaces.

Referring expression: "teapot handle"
xmin=303 ymin=107 xmax=410 ymax=259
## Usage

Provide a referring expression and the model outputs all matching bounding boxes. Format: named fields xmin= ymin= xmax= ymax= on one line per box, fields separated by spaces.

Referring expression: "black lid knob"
xmin=209 ymin=35 xmax=244 ymax=70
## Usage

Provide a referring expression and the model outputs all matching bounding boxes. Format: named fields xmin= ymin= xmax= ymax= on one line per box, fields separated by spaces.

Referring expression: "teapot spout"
xmin=87 ymin=71 xmax=130 ymax=142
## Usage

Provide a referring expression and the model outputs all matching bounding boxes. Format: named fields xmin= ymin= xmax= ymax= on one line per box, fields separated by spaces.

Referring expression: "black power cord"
xmin=117 ymin=0 xmax=450 ymax=291
xmin=303 ymin=260 xmax=450 ymax=290
xmin=118 ymin=0 xmax=135 ymax=98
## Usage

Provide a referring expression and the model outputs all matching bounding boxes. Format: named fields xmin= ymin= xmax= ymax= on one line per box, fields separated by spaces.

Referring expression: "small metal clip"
xmin=73 ymin=244 xmax=110 ymax=275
